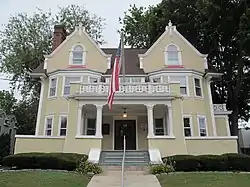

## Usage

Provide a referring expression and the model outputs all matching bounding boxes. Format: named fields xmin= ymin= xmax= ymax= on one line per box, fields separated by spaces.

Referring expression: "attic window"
xmin=164 ymin=44 xmax=183 ymax=67
xmin=69 ymin=44 xmax=86 ymax=67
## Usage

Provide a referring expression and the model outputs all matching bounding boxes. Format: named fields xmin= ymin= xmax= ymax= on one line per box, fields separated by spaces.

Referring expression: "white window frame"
xmin=150 ymin=75 xmax=163 ymax=83
xmin=62 ymin=76 xmax=81 ymax=96
xmin=44 ymin=115 xmax=54 ymax=136
xmin=193 ymin=77 xmax=203 ymax=98
xmin=58 ymin=115 xmax=68 ymax=136
xmin=48 ymin=77 xmax=58 ymax=98
xmin=197 ymin=115 xmax=208 ymax=136
xmin=168 ymin=76 xmax=189 ymax=96
xmin=69 ymin=44 xmax=86 ymax=66
xmin=164 ymin=43 xmax=182 ymax=66
xmin=182 ymin=115 xmax=193 ymax=137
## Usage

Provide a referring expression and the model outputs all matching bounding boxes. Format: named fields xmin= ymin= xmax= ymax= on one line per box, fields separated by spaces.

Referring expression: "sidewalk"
xmin=87 ymin=171 xmax=161 ymax=187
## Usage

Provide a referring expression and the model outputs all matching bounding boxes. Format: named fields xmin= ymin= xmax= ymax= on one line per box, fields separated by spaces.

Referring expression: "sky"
xmin=0 ymin=0 xmax=161 ymax=97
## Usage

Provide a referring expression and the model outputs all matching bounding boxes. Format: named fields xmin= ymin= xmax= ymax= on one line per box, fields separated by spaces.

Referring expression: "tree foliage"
xmin=121 ymin=0 xmax=250 ymax=136
xmin=0 ymin=90 xmax=17 ymax=114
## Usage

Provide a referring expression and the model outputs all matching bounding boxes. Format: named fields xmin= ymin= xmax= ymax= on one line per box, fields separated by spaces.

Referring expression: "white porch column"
xmin=146 ymin=104 xmax=154 ymax=138
xmin=95 ymin=104 xmax=103 ymax=138
xmin=167 ymin=105 xmax=173 ymax=136
xmin=76 ymin=106 xmax=82 ymax=136
xmin=207 ymin=79 xmax=217 ymax=136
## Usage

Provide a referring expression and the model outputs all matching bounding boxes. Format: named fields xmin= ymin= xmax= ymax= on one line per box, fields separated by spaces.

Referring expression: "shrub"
xmin=76 ymin=158 xmax=102 ymax=175
xmin=162 ymin=153 xmax=250 ymax=172
xmin=0 ymin=134 xmax=11 ymax=165
xmin=2 ymin=152 xmax=88 ymax=171
xmin=150 ymin=163 xmax=175 ymax=175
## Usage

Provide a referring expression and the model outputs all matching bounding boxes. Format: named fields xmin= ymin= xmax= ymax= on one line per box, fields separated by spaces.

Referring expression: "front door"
xmin=114 ymin=120 xmax=136 ymax=150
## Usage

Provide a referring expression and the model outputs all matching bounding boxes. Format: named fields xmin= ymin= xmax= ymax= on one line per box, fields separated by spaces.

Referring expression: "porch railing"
xmin=121 ymin=135 xmax=126 ymax=187
xmin=80 ymin=83 xmax=170 ymax=94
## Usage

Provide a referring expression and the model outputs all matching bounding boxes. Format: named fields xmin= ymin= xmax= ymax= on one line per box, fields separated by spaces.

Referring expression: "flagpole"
xmin=121 ymin=32 xmax=125 ymax=83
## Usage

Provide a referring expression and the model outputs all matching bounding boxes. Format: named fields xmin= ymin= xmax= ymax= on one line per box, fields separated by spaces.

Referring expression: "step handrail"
xmin=121 ymin=135 xmax=126 ymax=187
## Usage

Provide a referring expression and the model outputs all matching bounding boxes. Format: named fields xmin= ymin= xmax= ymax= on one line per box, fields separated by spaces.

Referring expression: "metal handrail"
xmin=121 ymin=135 xmax=126 ymax=187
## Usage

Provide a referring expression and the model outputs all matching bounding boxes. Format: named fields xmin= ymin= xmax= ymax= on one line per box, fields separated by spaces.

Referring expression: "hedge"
xmin=162 ymin=153 xmax=250 ymax=172
xmin=2 ymin=152 xmax=88 ymax=171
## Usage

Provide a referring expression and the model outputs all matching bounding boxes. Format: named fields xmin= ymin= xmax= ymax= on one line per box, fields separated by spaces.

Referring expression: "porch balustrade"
xmin=79 ymin=83 xmax=170 ymax=95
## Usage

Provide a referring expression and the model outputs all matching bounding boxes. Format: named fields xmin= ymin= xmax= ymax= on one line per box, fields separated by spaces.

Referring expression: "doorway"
xmin=114 ymin=120 xmax=136 ymax=150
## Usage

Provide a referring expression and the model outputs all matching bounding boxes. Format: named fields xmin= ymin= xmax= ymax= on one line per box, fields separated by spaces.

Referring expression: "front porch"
xmin=77 ymin=104 xmax=173 ymax=151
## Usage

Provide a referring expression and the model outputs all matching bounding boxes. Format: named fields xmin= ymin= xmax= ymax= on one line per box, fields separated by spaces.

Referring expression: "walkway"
xmin=87 ymin=171 xmax=161 ymax=187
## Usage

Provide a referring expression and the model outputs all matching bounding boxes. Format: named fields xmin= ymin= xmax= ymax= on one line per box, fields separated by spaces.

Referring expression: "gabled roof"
xmin=32 ymin=48 xmax=147 ymax=75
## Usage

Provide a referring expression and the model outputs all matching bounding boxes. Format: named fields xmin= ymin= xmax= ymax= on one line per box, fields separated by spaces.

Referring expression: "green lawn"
xmin=157 ymin=172 xmax=250 ymax=187
xmin=0 ymin=171 xmax=90 ymax=187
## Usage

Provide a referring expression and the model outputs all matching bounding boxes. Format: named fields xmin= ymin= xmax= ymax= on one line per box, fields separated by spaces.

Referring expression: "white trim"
xmin=112 ymin=116 xmax=138 ymax=150
xmin=58 ymin=115 xmax=68 ymax=136
xmin=47 ymin=76 xmax=58 ymax=98
xmin=35 ymin=77 xmax=45 ymax=135
xmin=48 ymin=69 xmax=103 ymax=77
xmin=164 ymin=43 xmax=183 ymax=66
xmin=207 ymin=79 xmax=217 ymax=136
xmin=44 ymin=25 xmax=111 ymax=58
xmin=44 ymin=115 xmax=54 ymax=136
xmin=185 ymin=136 xmax=238 ymax=140
xmin=197 ymin=115 xmax=208 ymax=136
xmin=138 ymin=24 xmax=207 ymax=58
xmin=193 ymin=76 xmax=204 ymax=99
xmin=15 ymin=135 xmax=65 ymax=139
xmin=168 ymin=75 xmax=189 ymax=96
xmin=182 ymin=114 xmax=193 ymax=137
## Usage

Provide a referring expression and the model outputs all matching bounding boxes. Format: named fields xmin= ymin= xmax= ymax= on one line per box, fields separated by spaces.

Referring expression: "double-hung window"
xmin=198 ymin=116 xmax=207 ymax=136
xmin=45 ymin=116 xmax=53 ymax=136
xmin=169 ymin=76 xmax=188 ymax=95
xmin=63 ymin=76 xmax=81 ymax=95
xmin=194 ymin=78 xmax=202 ymax=97
xmin=59 ymin=116 xmax=67 ymax=136
xmin=183 ymin=116 xmax=192 ymax=137
xmin=49 ymin=77 xmax=57 ymax=97
xmin=154 ymin=118 xmax=164 ymax=136
xmin=86 ymin=118 xmax=96 ymax=135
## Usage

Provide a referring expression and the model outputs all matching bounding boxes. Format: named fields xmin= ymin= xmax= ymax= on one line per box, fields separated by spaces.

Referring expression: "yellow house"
xmin=15 ymin=22 xmax=237 ymax=164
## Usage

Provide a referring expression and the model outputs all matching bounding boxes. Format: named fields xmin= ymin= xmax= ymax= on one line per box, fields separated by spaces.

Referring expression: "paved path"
xmin=87 ymin=171 xmax=161 ymax=187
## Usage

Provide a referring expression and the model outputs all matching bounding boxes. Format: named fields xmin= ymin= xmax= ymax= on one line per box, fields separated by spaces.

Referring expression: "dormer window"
xmin=165 ymin=44 xmax=182 ymax=67
xmin=69 ymin=44 xmax=86 ymax=66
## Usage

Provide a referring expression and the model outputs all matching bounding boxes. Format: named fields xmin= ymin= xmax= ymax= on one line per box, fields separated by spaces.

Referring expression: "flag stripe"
xmin=107 ymin=40 xmax=122 ymax=110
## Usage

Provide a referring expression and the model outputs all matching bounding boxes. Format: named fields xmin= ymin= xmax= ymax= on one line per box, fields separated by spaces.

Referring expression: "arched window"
xmin=72 ymin=45 xmax=84 ymax=65
xmin=165 ymin=44 xmax=181 ymax=65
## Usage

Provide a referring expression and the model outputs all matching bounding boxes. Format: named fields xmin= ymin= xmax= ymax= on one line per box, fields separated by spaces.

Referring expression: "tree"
xmin=121 ymin=0 xmax=250 ymax=139
xmin=0 ymin=5 xmax=106 ymax=134
xmin=0 ymin=90 xmax=17 ymax=114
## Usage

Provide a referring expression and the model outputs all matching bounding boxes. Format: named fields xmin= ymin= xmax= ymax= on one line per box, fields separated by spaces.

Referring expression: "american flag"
xmin=107 ymin=40 xmax=122 ymax=110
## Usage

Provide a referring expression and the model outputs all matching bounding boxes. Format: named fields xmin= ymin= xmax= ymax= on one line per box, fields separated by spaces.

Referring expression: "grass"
xmin=0 ymin=171 xmax=90 ymax=187
xmin=157 ymin=172 xmax=250 ymax=187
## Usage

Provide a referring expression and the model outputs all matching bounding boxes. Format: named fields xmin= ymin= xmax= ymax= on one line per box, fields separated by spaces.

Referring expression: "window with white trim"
xmin=154 ymin=118 xmax=164 ymax=136
xmin=89 ymin=77 xmax=98 ymax=83
xmin=194 ymin=78 xmax=202 ymax=97
xmin=87 ymin=118 xmax=96 ymax=135
xmin=63 ymin=76 xmax=81 ymax=95
xmin=198 ymin=116 xmax=207 ymax=136
xmin=49 ymin=78 xmax=57 ymax=97
xmin=169 ymin=76 xmax=188 ymax=95
xmin=59 ymin=116 xmax=67 ymax=136
xmin=72 ymin=45 xmax=84 ymax=65
xmin=165 ymin=44 xmax=180 ymax=65
xmin=151 ymin=77 xmax=161 ymax=83
xmin=183 ymin=117 xmax=192 ymax=137
xmin=45 ymin=116 xmax=53 ymax=136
